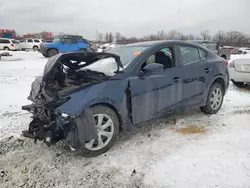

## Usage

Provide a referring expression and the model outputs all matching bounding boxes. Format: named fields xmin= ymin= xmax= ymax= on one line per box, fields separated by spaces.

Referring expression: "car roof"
xmin=0 ymin=38 xmax=11 ymax=40
xmin=124 ymin=40 xmax=207 ymax=48
xmin=188 ymin=40 xmax=218 ymax=43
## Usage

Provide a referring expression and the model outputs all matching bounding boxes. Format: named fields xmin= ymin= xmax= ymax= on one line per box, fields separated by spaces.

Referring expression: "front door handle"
xmin=173 ymin=77 xmax=181 ymax=83
xmin=205 ymin=68 xmax=212 ymax=73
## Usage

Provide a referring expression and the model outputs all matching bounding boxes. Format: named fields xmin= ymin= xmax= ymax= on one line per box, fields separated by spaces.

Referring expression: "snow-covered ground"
xmin=0 ymin=51 xmax=250 ymax=188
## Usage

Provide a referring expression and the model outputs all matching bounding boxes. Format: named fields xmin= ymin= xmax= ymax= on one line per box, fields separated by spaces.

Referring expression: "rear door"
xmin=177 ymin=45 xmax=213 ymax=106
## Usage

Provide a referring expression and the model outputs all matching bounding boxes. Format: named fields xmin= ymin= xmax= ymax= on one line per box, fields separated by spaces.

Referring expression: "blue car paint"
xmin=42 ymin=39 xmax=89 ymax=53
xmin=54 ymin=40 xmax=229 ymax=132
xmin=57 ymin=79 xmax=133 ymax=131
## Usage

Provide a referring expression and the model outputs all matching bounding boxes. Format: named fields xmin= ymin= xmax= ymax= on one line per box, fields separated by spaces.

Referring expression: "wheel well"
xmin=221 ymin=55 xmax=227 ymax=59
xmin=4 ymin=46 xmax=9 ymax=49
xmin=90 ymin=103 xmax=123 ymax=131
xmin=46 ymin=48 xmax=58 ymax=54
xmin=33 ymin=45 xmax=38 ymax=48
xmin=213 ymin=78 xmax=225 ymax=94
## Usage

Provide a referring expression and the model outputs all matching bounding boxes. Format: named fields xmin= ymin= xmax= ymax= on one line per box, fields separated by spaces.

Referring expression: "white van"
xmin=0 ymin=38 xmax=21 ymax=51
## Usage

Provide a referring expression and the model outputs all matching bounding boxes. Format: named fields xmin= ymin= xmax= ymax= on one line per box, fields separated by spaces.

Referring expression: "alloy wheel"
xmin=210 ymin=88 xmax=223 ymax=110
xmin=85 ymin=113 xmax=114 ymax=151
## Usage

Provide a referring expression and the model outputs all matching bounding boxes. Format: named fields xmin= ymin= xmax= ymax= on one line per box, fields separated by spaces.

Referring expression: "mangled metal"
xmin=22 ymin=52 xmax=122 ymax=149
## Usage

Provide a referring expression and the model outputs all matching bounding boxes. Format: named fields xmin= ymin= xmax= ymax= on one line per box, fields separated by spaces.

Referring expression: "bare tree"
xmin=157 ymin=30 xmax=166 ymax=40
xmin=115 ymin=32 xmax=122 ymax=43
xmin=97 ymin=33 xmax=103 ymax=42
xmin=109 ymin=32 xmax=114 ymax=43
xmin=104 ymin=32 xmax=109 ymax=43
xmin=213 ymin=30 xmax=225 ymax=45
xmin=200 ymin=30 xmax=211 ymax=40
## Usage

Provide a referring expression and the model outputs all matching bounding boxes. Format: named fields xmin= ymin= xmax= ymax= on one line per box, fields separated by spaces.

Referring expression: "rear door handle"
xmin=205 ymin=68 xmax=212 ymax=73
xmin=173 ymin=77 xmax=181 ymax=83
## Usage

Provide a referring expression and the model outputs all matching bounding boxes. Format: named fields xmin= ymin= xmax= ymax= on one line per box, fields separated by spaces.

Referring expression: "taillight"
xmin=224 ymin=60 xmax=228 ymax=66
xmin=228 ymin=61 xmax=235 ymax=68
xmin=10 ymin=44 xmax=14 ymax=47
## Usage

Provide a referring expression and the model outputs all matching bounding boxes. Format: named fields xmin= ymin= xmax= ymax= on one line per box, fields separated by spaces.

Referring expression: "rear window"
xmin=107 ymin=46 xmax=148 ymax=67
xmin=0 ymin=39 xmax=10 ymax=43
xmin=11 ymin=40 xmax=19 ymax=44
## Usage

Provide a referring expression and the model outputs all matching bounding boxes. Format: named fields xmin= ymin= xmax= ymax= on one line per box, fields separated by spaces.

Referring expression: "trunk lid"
xmin=234 ymin=58 xmax=250 ymax=73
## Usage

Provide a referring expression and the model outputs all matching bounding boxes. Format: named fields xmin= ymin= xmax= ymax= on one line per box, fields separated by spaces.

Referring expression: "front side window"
xmin=27 ymin=39 xmax=33 ymax=43
xmin=180 ymin=46 xmax=200 ymax=65
xmin=34 ymin=39 xmax=40 ymax=43
xmin=141 ymin=47 xmax=174 ymax=70
xmin=62 ymin=38 xmax=72 ymax=44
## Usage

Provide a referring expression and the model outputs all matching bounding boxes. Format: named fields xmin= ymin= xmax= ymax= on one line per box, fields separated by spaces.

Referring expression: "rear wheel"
xmin=3 ymin=47 xmax=9 ymax=51
xmin=33 ymin=46 xmax=38 ymax=51
xmin=200 ymin=82 xmax=224 ymax=114
xmin=232 ymin=80 xmax=248 ymax=88
xmin=47 ymin=49 xmax=58 ymax=57
xmin=80 ymin=105 xmax=119 ymax=157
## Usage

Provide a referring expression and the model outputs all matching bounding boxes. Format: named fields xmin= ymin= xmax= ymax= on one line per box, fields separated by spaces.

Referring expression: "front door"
xmin=129 ymin=46 xmax=183 ymax=125
xmin=59 ymin=38 xmax=74 ymax=52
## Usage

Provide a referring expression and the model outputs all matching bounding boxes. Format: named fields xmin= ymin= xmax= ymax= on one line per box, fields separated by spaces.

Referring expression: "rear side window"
xmin=12 ymin=40 xmax=19 ymax=44
xmin=34 ymin=39 xmax=40 ymax=43
xmin=180 ymin=46 xmax=200 ymax=65
xmin=0 ymin=39 xmax=10 ymax=43
xmin=63 ymin=38 xmax=71 ymax=44
xmin=71 ymin=38 xmax=78 ymax=44
xmin=198 ymin=49 xmax=207 ymax=59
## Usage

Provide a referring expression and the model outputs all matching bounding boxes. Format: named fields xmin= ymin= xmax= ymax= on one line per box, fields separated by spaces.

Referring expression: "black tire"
xmin=47 ymin=49 xmax=58 ymax=57
xmin=232 ymin=80 xmax=248 ymax=88
xmin=80 ymin=105 xmax=119 ymax=157
xmin=33 ymin=46 xmax=38 ymax=51
xmin=42 ymin=53 xmax=49 ymax=58
xmin=3 ymin=47 xmax=9 ymax=51
xmin=200 ymin=82 xmax=224 ymax=114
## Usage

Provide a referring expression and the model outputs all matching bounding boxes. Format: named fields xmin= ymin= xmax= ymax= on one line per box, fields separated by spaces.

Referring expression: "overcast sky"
xmin=0 ymin=0 xmax=250 ymax=39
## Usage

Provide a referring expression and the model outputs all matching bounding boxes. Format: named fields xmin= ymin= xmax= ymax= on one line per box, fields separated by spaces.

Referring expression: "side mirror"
xmin=142 ymin=63 xmax=164 ymax=74
xmin=61 ymin=39 xmax=64 ymax=45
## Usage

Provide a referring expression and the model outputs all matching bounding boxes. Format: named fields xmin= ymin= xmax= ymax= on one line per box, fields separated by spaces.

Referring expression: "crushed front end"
xmin=21 ymin=52 xmax=121 ymax=149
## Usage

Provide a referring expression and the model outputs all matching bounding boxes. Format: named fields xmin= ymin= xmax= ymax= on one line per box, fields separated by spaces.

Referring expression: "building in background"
xmin=0 ymin=29 xmax=17 ymax=39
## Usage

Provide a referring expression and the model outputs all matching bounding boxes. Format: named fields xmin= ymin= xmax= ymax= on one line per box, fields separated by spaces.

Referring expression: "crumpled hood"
xmin=42 ymin=52 xmax=123 ymax=83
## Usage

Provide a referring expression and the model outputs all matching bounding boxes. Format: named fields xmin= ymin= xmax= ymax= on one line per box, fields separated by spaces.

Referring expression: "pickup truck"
xmin=189 ymin=40 xmax=231 ymax=60
xmin=39 ymin=35 xmax=92 ymax=57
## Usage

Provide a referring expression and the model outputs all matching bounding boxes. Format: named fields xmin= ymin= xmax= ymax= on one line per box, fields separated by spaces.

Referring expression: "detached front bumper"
xmin=22 ymin=104 xmax=98 ymax=149
xmin=22 ymin=104 xmax=70 ymax=146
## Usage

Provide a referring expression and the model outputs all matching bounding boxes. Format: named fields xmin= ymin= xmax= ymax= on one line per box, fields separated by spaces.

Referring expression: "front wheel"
xmin=200 ymin=82 xmax=224 ymax=114
xmin=47 ymin=49 xmax=58 ymax=57
xmin=80 ymin=105 xmax=119 ymax=157
xmin=232 ymin=80 xmax=248 ymax=88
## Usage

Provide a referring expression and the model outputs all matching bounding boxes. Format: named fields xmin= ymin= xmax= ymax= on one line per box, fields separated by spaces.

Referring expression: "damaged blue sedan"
xmin=22 ymin=40 xmax=229 ymax=157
